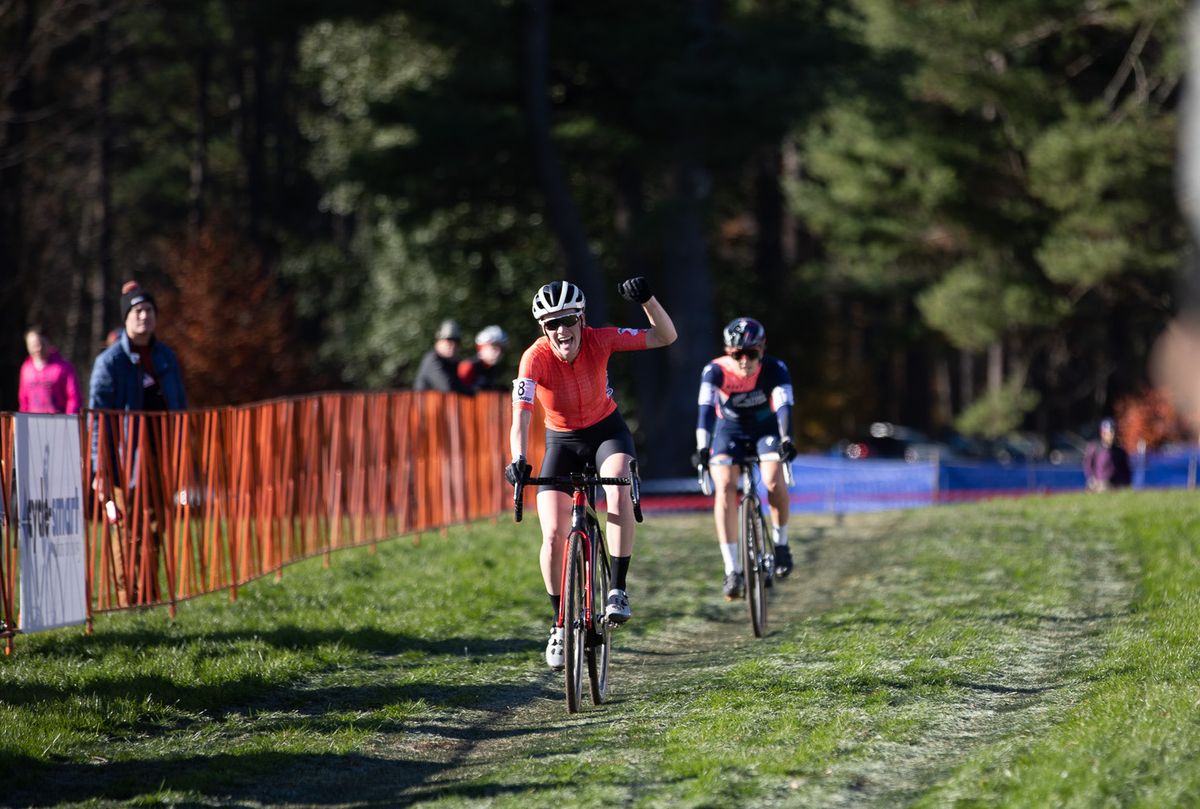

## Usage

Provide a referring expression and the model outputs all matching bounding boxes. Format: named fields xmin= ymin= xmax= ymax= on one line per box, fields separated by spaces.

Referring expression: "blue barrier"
xmin=790 ymin=456 xmax=935 ymax=513
xmin=639 ymin=451 xmax=1200 ymax=514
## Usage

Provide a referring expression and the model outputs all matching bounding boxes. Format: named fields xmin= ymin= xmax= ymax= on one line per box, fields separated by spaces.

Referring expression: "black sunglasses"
xmin=542 ymin=314 xmax=581 ymax=330
xmin=728 ymin=348 xmax=762 ymax=360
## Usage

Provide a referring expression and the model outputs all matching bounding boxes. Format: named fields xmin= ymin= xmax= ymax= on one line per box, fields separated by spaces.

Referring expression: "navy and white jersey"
xmin=696 ymin=354 xmax=793 ymax=437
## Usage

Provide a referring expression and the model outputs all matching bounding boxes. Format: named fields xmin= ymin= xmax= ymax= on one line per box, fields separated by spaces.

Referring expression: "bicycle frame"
xmin=512 ymin=464 xmax=640 ymax=712
xmin=557 ymin=485 xmax=599 ymax=632
xmin=698 ymin=452 xmax=794 ymax=637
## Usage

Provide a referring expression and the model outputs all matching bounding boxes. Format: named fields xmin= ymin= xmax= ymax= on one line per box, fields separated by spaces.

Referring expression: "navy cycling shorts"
xmin=711 ymin=420 xmax=782 ymax=465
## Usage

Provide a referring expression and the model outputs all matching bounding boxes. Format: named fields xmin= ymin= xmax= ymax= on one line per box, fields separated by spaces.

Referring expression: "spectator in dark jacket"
xmin=88 ymin=281 xmax=187 ymax=606
xmin=1083 ymin=418 xmax=1131 ymax=492
xmin=414 ymin=319 xmax=472 ymax=394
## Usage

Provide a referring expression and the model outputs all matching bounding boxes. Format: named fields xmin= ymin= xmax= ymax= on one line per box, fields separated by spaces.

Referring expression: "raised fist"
xmin=617 ymin=277 xmax=653 ymax=305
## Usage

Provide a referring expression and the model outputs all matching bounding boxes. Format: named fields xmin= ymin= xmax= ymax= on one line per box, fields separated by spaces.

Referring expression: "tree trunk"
xmin=754 ymin=144 xmax=784 ymax=290
xmin=657 ymin=162 xmax=716 ymax=474
xmin=0 ymin=0 xmax=36 ymax=409
xmin=90 ymin=0 xmax=115 ymax=356
xmin=959 ymin=349 xmax=975 ymax=410
xmin=933 ymin=351 xmax=952 ymax=429
xmin=519 ymin=0 xmax=607 ymax=324
xmin=190 ymin=46 xmax=211 ymax=232
xmin=249 ymin=36 xmax=268 ymax=243
xmin=780 ymin=136 xmax=799 ymax=267
xmin=988 ymin=341 xmax=1004 ymax=392
xmin=616 ymin=165 xmax=666 ymax=456
xmin=887 ymin=298 xmax=906 ymax=423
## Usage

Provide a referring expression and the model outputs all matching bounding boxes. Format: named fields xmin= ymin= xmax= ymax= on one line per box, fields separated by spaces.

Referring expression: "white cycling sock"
xmin=773 ymin=524 xmax=789 ymax=547
xmin=720 ymin=542 xmax=741 ymax=574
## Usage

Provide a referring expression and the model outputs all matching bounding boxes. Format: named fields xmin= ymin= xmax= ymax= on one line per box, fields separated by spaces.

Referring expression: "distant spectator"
xmin=414 ymin=319 xmax=472 ymax=394
xmin=18 ymin=326 xmax=81 ymax=414
xmin=89 ymin=281 xmax=188 ymax=606
xmin=1083 ymin=418 xmax=1132 ymax=492
xmin=457 ymin=325 xmax=509 ymax=393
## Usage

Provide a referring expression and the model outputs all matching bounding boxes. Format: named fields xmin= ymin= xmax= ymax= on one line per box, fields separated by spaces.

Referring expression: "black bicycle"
xmin=514 ymin=462 xmax=642 ymax=713
xmin=699 ymin=455 xmax=793 ymax=637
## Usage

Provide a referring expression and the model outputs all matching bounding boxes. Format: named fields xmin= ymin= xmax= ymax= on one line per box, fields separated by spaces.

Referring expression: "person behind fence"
xmin=694 ymin=317 xmax=797 ymax=601
xmin=414 ymin=319 xmax=473 ymax=394
xmin=1083 ymin=418 xmax=1131 ymax=492
xmin=506 ymin=278 xmax=676 ymax=670
xmin=457 ymin=325 xmax=509 ymax=393
xmin=89 ymin=280 xmax=188 ymax=606
xmin=18 ymin=325 xmax=81 ymax=414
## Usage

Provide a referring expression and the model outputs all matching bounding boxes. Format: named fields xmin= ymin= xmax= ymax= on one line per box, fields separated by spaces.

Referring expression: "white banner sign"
xmin=15 ymin=414 xmax=88 ymax=632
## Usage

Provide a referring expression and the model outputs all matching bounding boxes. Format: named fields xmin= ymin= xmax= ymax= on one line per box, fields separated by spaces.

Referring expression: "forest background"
xmin=0 ymin=0 xmax=1188 ymax=475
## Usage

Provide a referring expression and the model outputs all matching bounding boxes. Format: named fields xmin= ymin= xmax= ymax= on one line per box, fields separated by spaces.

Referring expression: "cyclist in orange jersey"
xmin=506 ymin=277 xmax=676 ymax=669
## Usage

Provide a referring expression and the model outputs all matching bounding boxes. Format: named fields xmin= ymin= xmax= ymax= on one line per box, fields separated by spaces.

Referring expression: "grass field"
xmin=2 ymin=491 xmax=1199 ymax=807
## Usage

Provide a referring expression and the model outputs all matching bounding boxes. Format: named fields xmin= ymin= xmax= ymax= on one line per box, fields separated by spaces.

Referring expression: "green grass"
xmin=2 ymin=493 xmax=1199 ymax=806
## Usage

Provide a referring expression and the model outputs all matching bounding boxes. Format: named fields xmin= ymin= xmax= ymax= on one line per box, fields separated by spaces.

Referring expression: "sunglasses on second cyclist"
xmin=541 ymin=314 xmax=581 ymax=331
xmin=726 ymin=347 xmax=762 ymax=361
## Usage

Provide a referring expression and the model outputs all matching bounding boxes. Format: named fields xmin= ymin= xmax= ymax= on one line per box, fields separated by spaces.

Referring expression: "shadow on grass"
xmin=33 ymin=626 xmax=534 ymax=658
xmin=0 ymin=743 xmax=573 ymax=807
xmin=2 ymin=631 xmax=543 ymax=715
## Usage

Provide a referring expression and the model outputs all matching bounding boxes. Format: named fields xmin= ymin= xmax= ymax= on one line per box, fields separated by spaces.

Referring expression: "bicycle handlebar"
xmin=524 ymin=475 xmax=632 ymax=487
xmin=694 ymin=456 xmax=793 ymax=494
xmin=513 ymin=469 xmax=642 ymax=523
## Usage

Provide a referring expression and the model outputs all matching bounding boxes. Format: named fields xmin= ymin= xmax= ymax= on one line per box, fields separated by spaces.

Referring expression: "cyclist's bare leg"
xmin=599 ymin=452 xmax=635 ymax=556
xmin=537 ymin=489 xmax=573 ymax=601
xmin=760 ymin=460 xmax=790 ymax=530
xmin=709 ymin=459 xmax=740 ymax=545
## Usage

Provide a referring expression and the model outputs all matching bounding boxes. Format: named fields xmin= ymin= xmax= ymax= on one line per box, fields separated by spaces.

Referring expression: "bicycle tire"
xmin=586 ymin=519 xmax=612 ymax=705
xmin=563 ymin=530 xmax=587 ymax=713
xmin=743 ymin=496 xmax=768 ymax=637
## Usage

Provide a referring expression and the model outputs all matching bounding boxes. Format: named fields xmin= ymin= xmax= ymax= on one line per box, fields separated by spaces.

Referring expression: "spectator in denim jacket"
xmin=88 ymin=281 xmax=187 ymax=605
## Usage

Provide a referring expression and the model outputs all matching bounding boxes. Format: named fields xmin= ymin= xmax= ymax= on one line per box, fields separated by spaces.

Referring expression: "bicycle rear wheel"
xmin=743 ymin=498 xmax=768 ymax=637
xmin=563 ymin=530 xmax=587 ymax=713
xmin=586 ymin=520 xmax=612 ymax=705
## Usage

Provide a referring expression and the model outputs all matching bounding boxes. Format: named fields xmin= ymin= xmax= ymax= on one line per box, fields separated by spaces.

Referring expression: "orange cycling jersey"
xmin=514 ymin=326 xmax=648 ymax=431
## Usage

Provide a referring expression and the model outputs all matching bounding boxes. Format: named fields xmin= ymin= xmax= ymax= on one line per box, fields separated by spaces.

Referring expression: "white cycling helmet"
xmin=475 ymin=325 xmax=508 ymax=346
xmin=531 ymin=281 xmax=586 ymax=321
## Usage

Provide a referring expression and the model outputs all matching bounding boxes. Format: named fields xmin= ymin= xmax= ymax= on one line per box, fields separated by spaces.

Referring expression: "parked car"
xmin=838 ymin=422 xmax=949 ymax=463
xmin=1047 ymin=432 xmax=1087 ymax=466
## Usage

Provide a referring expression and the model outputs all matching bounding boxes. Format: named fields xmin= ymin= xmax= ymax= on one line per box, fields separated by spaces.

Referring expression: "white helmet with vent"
xmin=474 ymin=325 xmax=508 ymax=346
xmin=531 ymin=281 xmax=586 ymax=321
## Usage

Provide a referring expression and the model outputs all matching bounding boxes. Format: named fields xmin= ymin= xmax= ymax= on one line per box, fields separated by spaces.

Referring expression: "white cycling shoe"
xmin=545 ymin=626 xmax=565 ymax=670
xmin=604 ymin=588 xmax=631 ymax=624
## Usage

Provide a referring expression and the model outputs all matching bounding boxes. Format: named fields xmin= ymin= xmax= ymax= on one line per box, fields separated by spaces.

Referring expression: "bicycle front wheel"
xmin=563 ymin=530 xmax=587 ymax=713
xmin=586 ymin=520 xmax=612 ymax=706
xmin=743 ymin=498 xmax=768 ymax=637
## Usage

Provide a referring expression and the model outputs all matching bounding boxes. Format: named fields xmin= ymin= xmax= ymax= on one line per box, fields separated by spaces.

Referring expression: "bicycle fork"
xmin=555 ymin=490 xmax=593 ymax=631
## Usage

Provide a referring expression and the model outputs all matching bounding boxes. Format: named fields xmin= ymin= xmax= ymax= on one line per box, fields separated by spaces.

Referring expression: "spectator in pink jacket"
xmin=18 ymin=326 xmax=81 ymax=414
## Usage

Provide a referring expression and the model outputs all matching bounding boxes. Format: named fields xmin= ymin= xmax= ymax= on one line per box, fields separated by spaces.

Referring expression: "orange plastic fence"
xmin=0 ymin=392 xmax=544 ymax=648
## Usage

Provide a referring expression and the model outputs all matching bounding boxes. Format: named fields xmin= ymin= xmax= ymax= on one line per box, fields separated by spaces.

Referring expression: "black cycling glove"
xmin=779 ymin=438 xmax=796 ymax=463
xmin=505 ymin=456 xmax=531 ymax=486
xmin=617 ymin=276 xmax=653 ymax=305
xmin=691 ymin=447 xmax=711 ymax=468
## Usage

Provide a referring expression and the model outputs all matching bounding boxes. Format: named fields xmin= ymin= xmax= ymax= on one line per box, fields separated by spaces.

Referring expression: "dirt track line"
xmin=375 ymin=512 xmax=1131 ymax=807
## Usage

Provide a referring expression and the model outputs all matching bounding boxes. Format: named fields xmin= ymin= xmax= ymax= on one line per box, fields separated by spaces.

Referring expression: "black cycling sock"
xmin=549 ymin=592 xmax=560 ymax=620
xmin=611 ymin=555 xmax=631 ymax=591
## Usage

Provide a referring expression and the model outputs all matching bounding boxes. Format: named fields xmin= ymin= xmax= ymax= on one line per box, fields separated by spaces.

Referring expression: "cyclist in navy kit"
xmin=694 ymin=317 xmax=796 ymax=599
